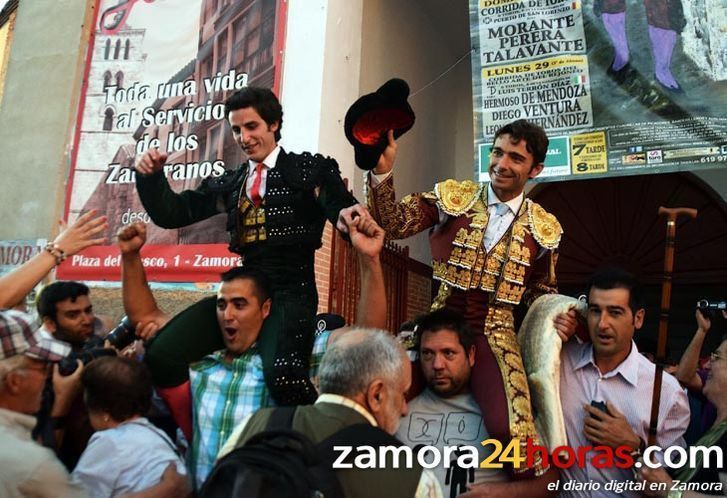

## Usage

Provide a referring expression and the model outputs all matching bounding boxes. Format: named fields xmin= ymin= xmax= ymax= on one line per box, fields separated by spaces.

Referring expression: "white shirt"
xmin=397 ymin=389 xmax=507 ymax=495
xmin=245 ymin=145 xmax=281 ymax=200
xmin=483 ymin=184 xmax=523 ymax=252
xmin=71 ymin=417 xmax=186 ymax=498
xmin=0 ymin=408 xmax=88 ymax=498
xmin=559 ymin=341 xmax=690 ymax=498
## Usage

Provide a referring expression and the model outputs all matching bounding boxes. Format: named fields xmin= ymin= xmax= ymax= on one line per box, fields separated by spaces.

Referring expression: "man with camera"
xmin=33 ymin=280 xmax=124 ymax=469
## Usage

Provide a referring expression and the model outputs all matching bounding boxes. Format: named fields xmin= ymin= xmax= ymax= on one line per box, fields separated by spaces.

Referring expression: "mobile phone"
xmin=590 ymin=400 xmax=609 ymax=419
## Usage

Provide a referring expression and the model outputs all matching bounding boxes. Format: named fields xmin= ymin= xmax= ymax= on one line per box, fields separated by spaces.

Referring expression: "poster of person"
xmin=469 ymin=0 xmax=727 ymax=182
xmin=58 ymin=0 xmax=285 ymax=281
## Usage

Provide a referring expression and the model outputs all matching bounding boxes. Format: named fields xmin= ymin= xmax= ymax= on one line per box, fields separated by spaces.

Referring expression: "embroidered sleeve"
xmin=367 ymin=174 xmax=439 ymax=240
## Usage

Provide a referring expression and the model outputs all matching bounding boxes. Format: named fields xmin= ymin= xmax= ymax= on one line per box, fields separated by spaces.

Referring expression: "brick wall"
xmin=314 ymin=223 xmax=333 ymax=313
xmin=406 ymin=271 xmax=432 ymax=322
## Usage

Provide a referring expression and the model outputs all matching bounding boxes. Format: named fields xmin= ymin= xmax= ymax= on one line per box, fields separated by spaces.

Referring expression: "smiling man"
xmin=559 ymin=267 xmax=689 ymax=498
xmin=367 ymin=119 xmax=577 ymax=479
xmin=135 ymin=87 xmax=368 ymax=407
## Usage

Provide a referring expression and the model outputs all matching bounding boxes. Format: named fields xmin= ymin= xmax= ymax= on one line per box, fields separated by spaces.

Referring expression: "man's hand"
xmin=638 ymin=466 xmax=672 ymax=497
xmin=123 ymin=463 xmax=190 ymax=498
xmin=156 ymin=463 xmax=190 ymax=498
xmin=372 ymin=129 xmax=397 ymax=175
xmin=117 ymin=223 xmax=147 ymax=255
xmin=695 ymin=308 xmax=711 ymax=333
xmin=583 ymin=401 xmax=641 ymax=450
xmin=460 ymin=483 xmax=498 ymax=497
xmin=53 ymin=210 xmax=108 ymax=256
xmin=134 ymin=149 xmax=168 ymax=176
xmin=553 ymin=308 xmax=580 ymax=342
xmin=51 ymin=361 xmax=84 ymax=416
xmin=336 ymin=204 xmax=372 ymax=234
xmin=136 ymin=320 xmax=161 ymax=342
xmin=350 ymin=217 xmax=385 ymax=260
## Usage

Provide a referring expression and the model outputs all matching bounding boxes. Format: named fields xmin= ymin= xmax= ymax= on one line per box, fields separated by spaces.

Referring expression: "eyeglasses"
xmin=710 ymin=351 xmax=727 ymax=362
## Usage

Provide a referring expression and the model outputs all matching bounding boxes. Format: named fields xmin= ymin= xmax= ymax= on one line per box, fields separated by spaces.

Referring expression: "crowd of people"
xmin=0 ymin=87 xmax=724 ymax=498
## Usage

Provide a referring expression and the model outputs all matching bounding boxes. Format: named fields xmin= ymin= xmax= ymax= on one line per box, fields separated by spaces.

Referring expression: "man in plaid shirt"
xmin=118 ymin=215 xmax=386 ymax=488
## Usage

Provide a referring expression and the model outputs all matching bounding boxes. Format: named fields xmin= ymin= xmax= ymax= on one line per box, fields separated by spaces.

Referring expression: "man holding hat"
xmin=358 ymin=114 xmax=579 ymax=479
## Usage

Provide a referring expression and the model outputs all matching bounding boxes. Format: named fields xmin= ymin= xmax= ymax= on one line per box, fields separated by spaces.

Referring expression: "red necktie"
xmin=249 ymin=162 xmax=264 ymax=207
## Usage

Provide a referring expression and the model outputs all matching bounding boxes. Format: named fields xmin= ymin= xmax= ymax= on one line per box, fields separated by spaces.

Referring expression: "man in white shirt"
xmin=559 ymin=267 xmax=690 ymax=498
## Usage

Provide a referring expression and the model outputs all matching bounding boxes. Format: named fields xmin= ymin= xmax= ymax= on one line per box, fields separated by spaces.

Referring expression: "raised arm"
xmin=134 ymin=149 xmax=221 ymax=228
xmin=0 ymin=210 xmax=107 ymax=308
xmin=675 ymin=309 xmax=711 ymax=391
xmin=349 ymin=217 xmax=387 ymax=330
xmin=117 ymin=223 xmax=170 ymax=334
xmin=365 ymin=132 xmax=439 ymax=240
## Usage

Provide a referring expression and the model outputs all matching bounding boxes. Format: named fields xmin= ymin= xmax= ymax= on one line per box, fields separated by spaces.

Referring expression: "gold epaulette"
xmin=526 ymin=200 xmax=562 ymax=250
xmin=433 ymin=179 xmax=483 ymax=216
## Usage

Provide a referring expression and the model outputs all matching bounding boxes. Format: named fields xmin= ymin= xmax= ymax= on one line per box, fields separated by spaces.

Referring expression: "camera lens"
xmin=106 ymin=316 xmax=136 ymax=350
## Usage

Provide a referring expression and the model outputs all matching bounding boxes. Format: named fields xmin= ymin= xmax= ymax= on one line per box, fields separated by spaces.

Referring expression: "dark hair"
xmin=219 ymin=267 xmax=271 ymax=304
xmin=82 ymin=356 xmax=152 ymax=421
xmin=224 ymin=87 xmax=283 ymax=142
xmin=398 ymin=320 xmax=417 ymax=333
xmin=493 ymin=119 xmax=549 ymax=167
xmin=414 ymin=308 xmax=476 ymax=353
xmin=587 ymin=267 xmax=644 ymax=315
xmin=36 ymin=281 xmax=90 ymax=321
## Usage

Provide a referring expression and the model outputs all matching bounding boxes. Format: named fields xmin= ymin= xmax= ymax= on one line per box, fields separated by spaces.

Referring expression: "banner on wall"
xmin=0 ymin=239 xmax=46 ymax=278
xmin=58 ymin=0 xmax=286 ymax=282
xmin=469 ymin=0 xmax=727 ymax=182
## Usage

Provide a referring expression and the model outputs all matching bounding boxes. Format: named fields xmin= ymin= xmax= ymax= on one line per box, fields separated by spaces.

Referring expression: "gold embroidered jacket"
xmin=368 ymin=174 xmax=563 ymax=311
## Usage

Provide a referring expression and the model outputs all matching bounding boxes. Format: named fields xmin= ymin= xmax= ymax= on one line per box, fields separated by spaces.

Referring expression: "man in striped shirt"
xmin=559 ymin=268 xmax=689 ymax=497
xmin=118 ymin=217 xmax=386 ymax=488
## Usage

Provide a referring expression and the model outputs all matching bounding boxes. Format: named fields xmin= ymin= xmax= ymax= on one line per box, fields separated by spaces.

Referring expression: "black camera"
xmin=697 ymin=300 xmax=727 ymax=319
xmin=105 ymin=316 xmax=136 ymax=350
xmin=58 ymin=347 xmax=117 ymax=376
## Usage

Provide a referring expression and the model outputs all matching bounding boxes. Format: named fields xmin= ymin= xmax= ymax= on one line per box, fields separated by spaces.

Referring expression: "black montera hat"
xmin=344 ymin=78 xmax=415 ymax=170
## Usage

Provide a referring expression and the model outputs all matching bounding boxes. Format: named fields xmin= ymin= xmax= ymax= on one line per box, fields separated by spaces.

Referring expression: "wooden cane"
xmin=648 ymin=206 xmax=697 ymax=447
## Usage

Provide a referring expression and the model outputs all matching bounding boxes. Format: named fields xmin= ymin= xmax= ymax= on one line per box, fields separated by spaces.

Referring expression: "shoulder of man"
xmin=280 ymin=150 xmax=343 ymax=188
xmin=197 ymin=165 xmax=246 ymax=194
xmin=525 ymin=199 xmax=563 ymax=250
xmin=235 ymin=406 xmax=279 ymax=443
xmin=432 ymin=179 xmax=484 ymax=216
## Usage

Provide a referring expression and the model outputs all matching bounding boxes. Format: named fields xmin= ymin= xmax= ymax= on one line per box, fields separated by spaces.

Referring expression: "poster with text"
xmin=59 ymin=0 xmax=286 ymax=282
xmin=470 ymin=0 xmax=727 ymax=182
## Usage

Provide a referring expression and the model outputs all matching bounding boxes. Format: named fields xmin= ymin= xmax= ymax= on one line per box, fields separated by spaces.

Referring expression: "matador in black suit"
xmin=134 ymin=87 xmax=362 ymax=405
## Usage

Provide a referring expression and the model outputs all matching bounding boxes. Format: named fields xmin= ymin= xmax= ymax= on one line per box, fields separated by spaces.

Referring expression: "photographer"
xmin=33 ymin=280 xmax=115 ymax=469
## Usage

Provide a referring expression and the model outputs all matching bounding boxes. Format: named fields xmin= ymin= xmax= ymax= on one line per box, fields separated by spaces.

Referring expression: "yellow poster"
xmin=570 ymin=131 xmax=607 ymax=175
